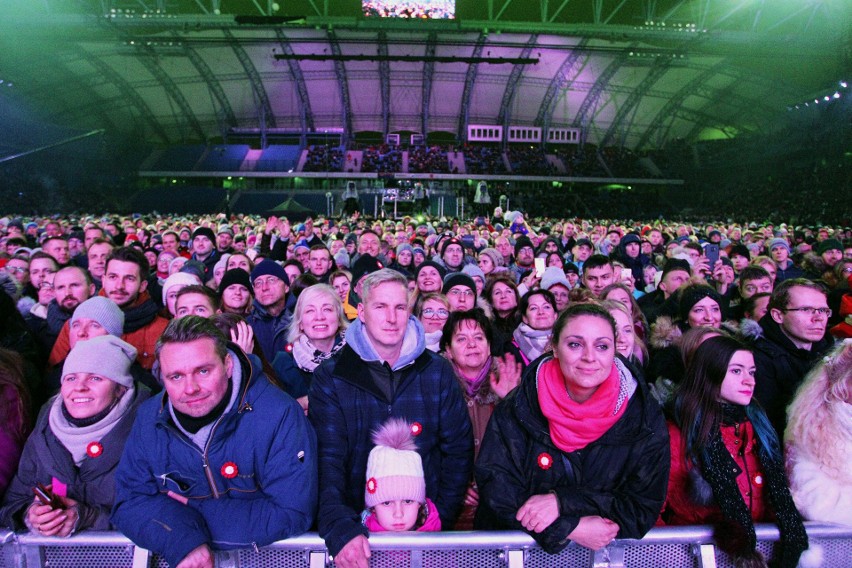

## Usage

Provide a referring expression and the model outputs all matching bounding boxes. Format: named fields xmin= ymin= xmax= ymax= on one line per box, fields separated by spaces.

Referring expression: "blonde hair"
xmin=785 ymin=341 xmax=852 ymax=477
xmin=286 ymin=284 xmax=349 ymax=344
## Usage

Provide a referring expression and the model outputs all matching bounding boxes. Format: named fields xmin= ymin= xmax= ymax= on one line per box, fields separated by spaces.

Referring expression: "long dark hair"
xmin=674 ymin=335 xmax=780 ymax=466
xmin=0 ymin=348 xmax=31 ymax=446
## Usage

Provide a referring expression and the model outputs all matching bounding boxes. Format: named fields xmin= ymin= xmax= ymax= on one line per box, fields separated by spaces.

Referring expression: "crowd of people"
xmin=303 ymin=145 xmax=345 ymax=173
xmin=1 ymin=208 xmax=850 ymax=568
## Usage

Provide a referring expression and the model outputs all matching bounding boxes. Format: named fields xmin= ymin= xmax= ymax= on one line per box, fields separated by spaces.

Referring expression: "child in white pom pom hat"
xmin=362 ymin=418 xmax=441 ymax=532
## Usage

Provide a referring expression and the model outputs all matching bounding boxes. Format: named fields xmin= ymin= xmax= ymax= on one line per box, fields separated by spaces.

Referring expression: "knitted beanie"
xmin=478 ymin=248 xmax=503 ymax=268
xmin=162 ymin=272 xmax=202 ymax=304
xmin=514 ymin=236 xmax=534 ymax=257
xmin=729 ymin=244 xmax=750 ymax=259
xmin=396 ymin=243 xmax=414 ymax=256
xmin=364 ymin=418 xmax=426 ymax=508
xmin=218 ymin=268 xmax=252 ymax=295
xmin=70 ymin=297 xmax=125 ymax=337
xmin=440 ymin=237 xmax=463 ymax=257
xmin=213 ymin=254 xmax=231 ymax=274
xmin=415 ymin=260 xmax=447 ymax=281
xmin=351 ymin=254 xmax=384 ymax=285
xmin=678 ymin=285 xmax=722 ymax=322
xmin=540 ymin=266 xmax=571 ymax=291
xmin=817 ymin=238 xmax=843 ymax=255
xmin=62 ymin=335 xmax=137 ymax=388
xmin=192 ymin=227 xmax=216 ymax=243
xmin=768 ymin=238 xmax=790 ymax=254
xmin=442 ymin=272 xmax=476 ymax=297
xmin=250 ymin=259 xmax=290 ymax=286
xmin=180 ymin=260 xmax=207 ymax=282
xmin=461 ymin=263 xmax=486 ymax=284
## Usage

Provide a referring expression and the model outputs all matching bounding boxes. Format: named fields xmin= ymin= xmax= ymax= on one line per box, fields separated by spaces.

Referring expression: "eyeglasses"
xmin=422 ymin=308 xmax=449 ymax=319
xmin=781 ymin=307 xmax=831 ymax=317
xmin=6 ymin=266 xmax=28 ymax=274
xmin=448 ymin=289 xmax=474 ymax=298
xmin=252 ymin=277 xmax=282 ymax=289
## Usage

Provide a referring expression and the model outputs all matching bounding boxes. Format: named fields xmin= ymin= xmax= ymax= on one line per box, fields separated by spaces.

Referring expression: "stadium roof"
xmin=1 ymin=0 xmax=848 ymax=150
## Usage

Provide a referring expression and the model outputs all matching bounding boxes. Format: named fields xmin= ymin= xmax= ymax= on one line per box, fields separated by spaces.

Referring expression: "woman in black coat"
xmin=475 ymin=304 xmax=670 ymax=554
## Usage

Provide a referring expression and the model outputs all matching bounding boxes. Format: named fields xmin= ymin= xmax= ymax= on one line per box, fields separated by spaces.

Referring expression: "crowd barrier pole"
xmin=2 ymin=523 xmax=851 ymax=568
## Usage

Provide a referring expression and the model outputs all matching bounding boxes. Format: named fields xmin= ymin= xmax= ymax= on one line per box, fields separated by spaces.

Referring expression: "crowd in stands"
xmin=463 ymin=144 xmax=507 ymax=175
xmin=362 ymin=0 xmax=454 ymax=19
xmin=360 ymin=144 xmax=403 ymax=174
xmin=0 ymin=205 xmax=850 ymax=567
xmin=408 ymin=145 xmax=451 ymax=174
xmin=506 ymin=146 xmax=555 ymax=176
xmin=302 ymin=145 xmax=344 ymax=173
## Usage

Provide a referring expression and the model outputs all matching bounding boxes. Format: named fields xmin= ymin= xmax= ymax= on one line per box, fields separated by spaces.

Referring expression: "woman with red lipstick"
xmin=663 ymin=336 xmax=808 ymax=568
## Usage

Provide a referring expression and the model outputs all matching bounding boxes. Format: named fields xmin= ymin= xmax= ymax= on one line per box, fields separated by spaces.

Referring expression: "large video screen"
xmin=363 ymin=0 xmax=455 ymax=19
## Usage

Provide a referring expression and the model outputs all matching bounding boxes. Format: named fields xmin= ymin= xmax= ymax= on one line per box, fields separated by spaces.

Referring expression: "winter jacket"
xmin=0 ymin=384 xmax=28 ymax=500
xmin=775 ymin=260 xmax=805 ymax=283
xmin=246 ymin=299 xmax=293 ymax=363
xmin=0 ymin=388 xmax=149 ymax=531
xmin=49 ymin=290 xmax=169 ymax=371
xmin=309 ymin=317 xmax=473 ymax=557
xmin=111 ymin=347 xmax=317 ymax=568
xmin=663 ymin=420 xmax=769 ymax=526
xmin=191 ymin=250 xmax=220 ymax=281
xmin=745 ymin=315 xmax=834 ymax=437
xmin=474 ymin=356 xmax=669 ymax=554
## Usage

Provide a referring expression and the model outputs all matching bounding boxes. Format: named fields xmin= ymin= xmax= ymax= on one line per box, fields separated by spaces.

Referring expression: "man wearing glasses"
xmin=246 ymin=259 xmax=291 ymax=362
xmin=749 ymin=278 xmax=834 ymax=437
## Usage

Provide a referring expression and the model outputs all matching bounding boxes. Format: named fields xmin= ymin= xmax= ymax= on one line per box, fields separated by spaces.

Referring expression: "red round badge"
xmin=86 ymin=442 xmax=103 ymax=459
xmin=221 ymin=462 xmax=238 ymax=479
xmin=410 ymin=422 xmax=423 ymax=436
xmin=366 ymin=477 xmax=378 ymax=494
xmin=285 ymin=343 xmax=294 ymax=353
xmin=537 ymin=453 xmax=553 ymax=470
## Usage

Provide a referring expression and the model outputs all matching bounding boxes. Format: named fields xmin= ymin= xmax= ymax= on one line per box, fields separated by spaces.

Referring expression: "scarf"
xmin=699 ymin=404 xmax=808 ymax=568
xmin=424 ymin=330 xmax=442 ymax=353
xmin=452 ymin=357 xmax=494 ymax=400
xmin=537 ymin=359 xmax=629 ymax=452
xmin=292 ymin=334 xmax=346 ymax=372
xmin=512 ymin=323 xmax=552 ymax=363
xmin=48 ymin=386 xmax=136 ymax=466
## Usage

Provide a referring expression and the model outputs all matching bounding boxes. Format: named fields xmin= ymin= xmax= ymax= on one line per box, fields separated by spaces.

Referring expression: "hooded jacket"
xmin=745 ymin=315 xmax=834 ymax=437
xmin=111 ymin=347 xmax=316 ymax=568
xmin=309 ymin=316 xmax=473 ymax=556
xmin=474 ymin=355 xmax=669 ymax=554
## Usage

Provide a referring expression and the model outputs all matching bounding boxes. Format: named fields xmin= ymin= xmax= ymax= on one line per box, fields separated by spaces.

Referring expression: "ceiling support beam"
xmin=222 ymin=28 xmax=276 ymax=147
xmin=275 ymin=29 xmax=315 ymax=145
xmin=572 ymin=46 xmax=634 ymax=142
xmin=635 ymin=61 xmax=723 ymax=150
xmin=421 ymin=32 xmax=437 ymax=139
xmin=457 ymin=32 xmax=487 ymax=143
xmin=378 ymin=32 xmax=391 ymax=138
xmin=73 ymin=45 xmax=170 ymax=144
xmin=497 ymin=34 xmax=537 ymax=148
xmin=535 ymin=37 xmax=589 ymax=139
xmin=599 ymin=58 xmax=670 ymax=148
xmin=328 ymin=30 xmax=353 ymax=144
xmin=179 ymin=39 xmax=237 ymax=141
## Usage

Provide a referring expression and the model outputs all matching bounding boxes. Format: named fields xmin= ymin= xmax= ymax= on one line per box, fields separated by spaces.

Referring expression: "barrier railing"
xmin=2 ymin=523 xmax=850 ymax=568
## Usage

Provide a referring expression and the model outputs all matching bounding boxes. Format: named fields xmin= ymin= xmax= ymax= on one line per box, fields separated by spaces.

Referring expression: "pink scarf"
xmin=452 ymin=357 xmax=493 ymax=398
xmin=537 ymin=359 xmax=628 ymax=452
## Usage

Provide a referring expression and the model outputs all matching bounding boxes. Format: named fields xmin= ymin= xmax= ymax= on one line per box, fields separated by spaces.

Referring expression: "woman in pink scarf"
xmin=475 ymin=303 xmax=669 ymax=554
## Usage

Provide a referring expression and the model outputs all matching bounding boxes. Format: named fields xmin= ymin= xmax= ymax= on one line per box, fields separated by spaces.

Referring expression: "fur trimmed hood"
xmin=650 ymin=315 xmax=683 ymax=350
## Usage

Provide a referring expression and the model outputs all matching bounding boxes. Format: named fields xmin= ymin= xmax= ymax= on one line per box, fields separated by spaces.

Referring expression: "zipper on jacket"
xmin=202 ymin=414 xmax=228 ymax=499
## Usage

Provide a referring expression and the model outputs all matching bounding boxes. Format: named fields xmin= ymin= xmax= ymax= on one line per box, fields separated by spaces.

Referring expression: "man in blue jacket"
xmin=112 ymin=316 xmax=317 ymax=568
xmin=310 ymin=269 xmax=473 ymax=568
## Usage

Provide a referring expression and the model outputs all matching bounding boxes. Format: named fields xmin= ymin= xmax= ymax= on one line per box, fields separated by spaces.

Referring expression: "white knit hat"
xmin=62 ymin=335 xmax=137 ymax=388
xmin=161 ymin=272 xmax=201 ymax=304
xmin=364 ymin=418 xmax=426 ymax=508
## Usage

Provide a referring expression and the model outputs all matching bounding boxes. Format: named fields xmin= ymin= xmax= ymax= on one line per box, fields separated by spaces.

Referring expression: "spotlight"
xmin=833 ymin=92 xmax=840 ymax=99
xmin=841 ymin=81 xmax=848 ymax=88
xmin=824 ymin=96 xmax=830 ymax=101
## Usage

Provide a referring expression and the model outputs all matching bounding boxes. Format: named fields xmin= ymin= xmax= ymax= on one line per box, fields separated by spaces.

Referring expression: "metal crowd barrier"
xmin=2 ymin=523 xmax=851 ymax=568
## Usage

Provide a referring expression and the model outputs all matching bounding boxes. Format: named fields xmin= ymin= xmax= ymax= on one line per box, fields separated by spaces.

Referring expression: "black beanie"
xmin=415 ymin=260 xmax=447 ymax=281
xmin=514 ymin=236 xmax=534 ymax=257
xmin=192 ymin=227 xmax=216 ymax=243
xmin=678 ymin=284 xmax=722 ymax=322
xmin=218 ymin=268 xmax=252 ymax=295
xmin=351 ymin=254 xmax=384 ymax=285
xmin=441 ymin=272 xmax=477 ymax=297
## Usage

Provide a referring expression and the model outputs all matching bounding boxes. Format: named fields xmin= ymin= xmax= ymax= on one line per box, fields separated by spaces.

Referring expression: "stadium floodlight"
xmin=832 ymin=92 xmax=840 ymax=99
xmin=841 ymin=81 xmax=848 ymax=88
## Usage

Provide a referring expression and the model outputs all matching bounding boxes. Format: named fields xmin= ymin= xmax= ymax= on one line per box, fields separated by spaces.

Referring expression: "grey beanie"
xmin=767 ymin=238 xmax=791 ymax=254
xmin=62 ymin=335 xmax=137 ymax=388
xmin=540 ymin=267 xmax=571 ymax=291
xmin=71 ymin=297 xmax=125 ymax=337
xmin=461 ymin=263 xmax=486 ymax=283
